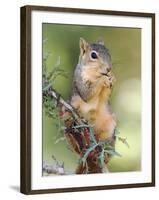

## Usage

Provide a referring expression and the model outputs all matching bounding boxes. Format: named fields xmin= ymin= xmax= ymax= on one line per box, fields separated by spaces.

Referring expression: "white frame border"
xmin=31 ymin=10 xmax=152 ymax=190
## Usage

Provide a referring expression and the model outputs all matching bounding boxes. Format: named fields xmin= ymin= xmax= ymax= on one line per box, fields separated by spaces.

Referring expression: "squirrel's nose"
xmin=101 ymin=67 xmax=111 ymax=76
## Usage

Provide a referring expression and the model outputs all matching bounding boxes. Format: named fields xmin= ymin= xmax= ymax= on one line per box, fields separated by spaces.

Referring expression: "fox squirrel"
xmin=71 ymin=38 xmax=116 ymax=142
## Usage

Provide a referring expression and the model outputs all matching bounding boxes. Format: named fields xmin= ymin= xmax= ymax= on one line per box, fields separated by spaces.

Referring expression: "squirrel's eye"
xmin=91 ymin=51 xmax=98 ymax=59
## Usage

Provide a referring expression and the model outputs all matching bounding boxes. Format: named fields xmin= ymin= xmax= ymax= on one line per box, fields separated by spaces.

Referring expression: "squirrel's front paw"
xmin=104 ymin=72 xmax=116 ymax=88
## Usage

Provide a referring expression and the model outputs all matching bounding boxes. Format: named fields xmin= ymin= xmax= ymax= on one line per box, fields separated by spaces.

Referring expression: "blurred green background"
xmin=42 ymin=23 xmax=141 ymax=173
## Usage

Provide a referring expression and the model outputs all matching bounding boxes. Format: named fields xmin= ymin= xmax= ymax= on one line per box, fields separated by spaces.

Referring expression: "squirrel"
xmin=71 ymin=38 xmax=116 ymax=142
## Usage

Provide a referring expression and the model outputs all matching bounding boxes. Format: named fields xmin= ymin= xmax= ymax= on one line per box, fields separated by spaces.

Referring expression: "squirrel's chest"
xmin=79 ymin=88 xmax=108 ymax=120
xmin=80 ymin=98 xmax=99 ymax=114
xmin=71 ymin=86 xmax=110 ymax=122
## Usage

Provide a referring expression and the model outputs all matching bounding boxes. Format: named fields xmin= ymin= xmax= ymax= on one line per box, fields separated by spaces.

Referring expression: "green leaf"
xmin=98 ymin=150 xmax=105 ymax=168
xmin=81 ymin=144 xmax=98 ymax=163
xmin=114 ymin=128 xmax=120 ymax=136
xmin=118 ymin=136 xmax=130 ymax=148
xmin=89 ymin=126 xmax=97 ymax=145
xmin=42 ymin=82 xmax=52 ymax=92
xmin=54 ymin=137 xmax=66 ymax=144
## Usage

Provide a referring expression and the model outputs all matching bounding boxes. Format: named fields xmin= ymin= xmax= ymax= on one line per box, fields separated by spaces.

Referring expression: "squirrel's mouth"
xmin=101 ymin=72 xmax=109 ymax=77
xmin=100 ymin=68 xmax=111 ymax=77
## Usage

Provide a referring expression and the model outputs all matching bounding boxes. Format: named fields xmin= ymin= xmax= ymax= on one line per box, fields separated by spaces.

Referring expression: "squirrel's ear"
xmin=96 ymin=38 xmax=105 ymax=45
xmin=79 ymin=38 xmax=88 ymax=55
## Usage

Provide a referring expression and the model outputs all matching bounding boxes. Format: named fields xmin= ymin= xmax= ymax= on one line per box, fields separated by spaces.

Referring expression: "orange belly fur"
xmin=71 ymin=86 xmax=116 ymax=140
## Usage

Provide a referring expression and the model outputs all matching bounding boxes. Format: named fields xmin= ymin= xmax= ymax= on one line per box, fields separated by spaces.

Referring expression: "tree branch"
xmin=49 ymin=89 xmax=84 ymax=124
xmin=43 ymin=156 xmax=74 ymax=175
xmin=43 ymin=83 xmax=117 ymax=174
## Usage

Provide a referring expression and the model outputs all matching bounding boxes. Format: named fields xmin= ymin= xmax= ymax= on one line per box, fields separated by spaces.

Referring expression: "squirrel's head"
xmin=79 ymin=38 xmax=112 ymax=75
